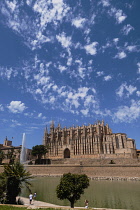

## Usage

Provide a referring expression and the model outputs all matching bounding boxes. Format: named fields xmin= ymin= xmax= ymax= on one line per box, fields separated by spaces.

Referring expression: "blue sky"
xmin=0 ymin=0 xmax=140 ymax=149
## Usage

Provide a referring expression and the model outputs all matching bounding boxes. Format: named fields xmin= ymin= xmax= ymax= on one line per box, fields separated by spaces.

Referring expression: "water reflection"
xmin=22 ymin=177 xmax=140 ymax=210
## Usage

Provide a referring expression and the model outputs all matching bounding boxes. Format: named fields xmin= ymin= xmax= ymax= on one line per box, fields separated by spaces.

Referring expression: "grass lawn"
xmin=0 ymin=207 xmax=27 ymax=210
xmin=0 ymin=206 xmax=95 ymax=210
xmin=0 ymin=206 xmax=59 ymax=210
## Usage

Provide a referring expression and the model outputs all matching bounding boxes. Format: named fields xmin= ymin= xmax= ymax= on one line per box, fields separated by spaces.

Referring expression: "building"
xmin=0 ymin=137 xmax=32 ymax=164
xmin=137 ymin=149 xmax=140 ymax=159
xmin=43 ymin=120 xmax=137 ymax=160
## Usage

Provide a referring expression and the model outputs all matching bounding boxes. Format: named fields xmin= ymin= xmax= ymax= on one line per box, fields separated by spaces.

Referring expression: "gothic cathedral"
xmin=43 ymin=121 xmax=137 ymax=159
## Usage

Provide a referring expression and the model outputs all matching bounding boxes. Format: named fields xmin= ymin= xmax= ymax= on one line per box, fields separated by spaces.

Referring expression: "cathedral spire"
xmin=50 ymin=120 xmax=54 ymax=128
xmin=58 ymin=123 xmax=61 ymax=130
xmin=50 ymin=120 xmax=54 ymax=133
xmin=45 ymin=125 xmax=48 ymax=133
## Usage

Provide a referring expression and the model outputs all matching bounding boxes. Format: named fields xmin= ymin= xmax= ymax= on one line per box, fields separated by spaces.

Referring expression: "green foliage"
xmin=0 ymin=162 xmax=32 ymax=204
xmin=31 ymin=145 xmax=48 ymax=160
xmin=56 ymin=173 xmax=89 ymax=208
xmin=7 ymin=148 xmax=15 ymax=164
xmin=0 ymin=150 xmax=5 ymax=164
xmin=0 ymin=206 xmax=27 ymax=210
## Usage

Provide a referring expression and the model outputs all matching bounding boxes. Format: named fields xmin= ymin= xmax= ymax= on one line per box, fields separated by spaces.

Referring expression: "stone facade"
xmin=0 ymin=137 xmax=32 ymax=164
xmin=43 ymin=121 xmax=137 ymax=160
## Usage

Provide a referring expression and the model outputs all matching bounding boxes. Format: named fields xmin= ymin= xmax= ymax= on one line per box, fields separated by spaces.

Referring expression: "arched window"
xmin=64 ymin=148 xmax=70 ymax=158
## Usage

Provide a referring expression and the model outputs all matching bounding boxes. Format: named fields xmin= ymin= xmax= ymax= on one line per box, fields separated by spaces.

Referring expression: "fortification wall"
xmin=1 ymin=164 xmax=140 ymax=179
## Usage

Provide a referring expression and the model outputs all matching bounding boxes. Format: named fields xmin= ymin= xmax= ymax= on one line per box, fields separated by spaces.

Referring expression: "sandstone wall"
xmin=1 ymin=165 xmax=140 ymax=179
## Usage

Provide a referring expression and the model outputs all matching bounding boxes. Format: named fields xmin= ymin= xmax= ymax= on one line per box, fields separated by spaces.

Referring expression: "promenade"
xmin=18 ymin=196 xmax=128 ymax=210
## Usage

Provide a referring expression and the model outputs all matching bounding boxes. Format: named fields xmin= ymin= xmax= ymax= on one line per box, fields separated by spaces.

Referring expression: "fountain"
xmin=20 ymin=133 xmax=26 ymax=164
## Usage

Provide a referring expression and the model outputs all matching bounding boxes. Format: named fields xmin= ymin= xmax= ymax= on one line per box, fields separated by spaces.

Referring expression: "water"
xmin=20 ymin=133 xmax=26 ymax=164
xmin=21 ymin=176 xmax=140 ymax=210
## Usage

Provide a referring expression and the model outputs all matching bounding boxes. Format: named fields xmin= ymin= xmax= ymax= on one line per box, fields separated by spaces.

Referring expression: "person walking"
xmin=29 ymin=193 xmax=33 ymax=205
xmin=33 ymin=192 xmax=37 ymax=201
xmin=85 ymin=199 xmax=89 ymax=208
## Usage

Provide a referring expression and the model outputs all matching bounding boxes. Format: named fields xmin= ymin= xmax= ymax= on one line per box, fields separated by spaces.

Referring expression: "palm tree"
xmin=0 ymin=162 xmax=32 ymax=204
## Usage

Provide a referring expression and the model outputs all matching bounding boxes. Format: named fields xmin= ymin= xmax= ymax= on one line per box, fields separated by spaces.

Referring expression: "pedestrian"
xmin=33 ymin=192 xmax=37 ymax=200
xmin=85 ymin=199 xmax=89 ymax=208
xmin=29 ymin=193 xmax=33 ymax=205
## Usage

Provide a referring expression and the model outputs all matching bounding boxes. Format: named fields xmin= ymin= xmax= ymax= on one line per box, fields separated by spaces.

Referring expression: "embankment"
xmin=1 ymin=164 xmax=140 ymax=180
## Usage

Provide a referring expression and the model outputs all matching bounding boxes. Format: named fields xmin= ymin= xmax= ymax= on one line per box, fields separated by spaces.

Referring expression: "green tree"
xmin=0 ymin=162 xmax=32 ymax=204
xmin=56 ymin=173 xmax=90 ymax=208
xmin=7 ymin=148 xmax=15 ymax=164
xmin=0 ymin=173 xmax=6 ymax=203
xmin=0 ymin=150 xmax=5 ymax=164
xmin=32 ymin=145 xmax=48 ymax=162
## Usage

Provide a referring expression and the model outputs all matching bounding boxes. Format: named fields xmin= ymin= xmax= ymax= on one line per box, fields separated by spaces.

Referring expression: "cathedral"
xmin=43 ymin=121 xmax=137 ymax=160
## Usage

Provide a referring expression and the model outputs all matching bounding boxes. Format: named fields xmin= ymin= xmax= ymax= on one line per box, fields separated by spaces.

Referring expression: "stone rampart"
xmin=1 ymin=164 xmax=140 ymax=179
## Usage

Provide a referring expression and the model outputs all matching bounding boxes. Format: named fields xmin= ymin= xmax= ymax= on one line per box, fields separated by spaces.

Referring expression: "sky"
xmin=0 ymin=0 xmax=140 ymax=149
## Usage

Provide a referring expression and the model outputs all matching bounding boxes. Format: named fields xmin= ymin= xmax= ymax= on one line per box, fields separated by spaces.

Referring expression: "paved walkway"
xmin=17 ymin=196 xmax=128 ymax=210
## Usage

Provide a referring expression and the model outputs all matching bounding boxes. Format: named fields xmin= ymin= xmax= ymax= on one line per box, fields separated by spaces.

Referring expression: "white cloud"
xmin=67 ymin=87 xmax=89 ymax=100
xmin=35 ymin=88 xmax=43 ymax=94
xmin=52 ymin=85 xmax=58 ymax=91
xmin=65 ymin=97 xmax=80 ymax=109
xmin=116 ymin=84 xmax=124 ymax=98
xmin=115 ymin=9 xmax=127 ymax=24
xmin=116 ymin=83 xmax=137 ymax=98
xmin=49 ymin=96 xmax=56 ymax=104
xmin=125 ymin=85 xmax=137 ymax=95
xmin=109 ymin=8 xmax=127 ymax=24
xmin=56 ymin=32 xmax=72 ymax=48
xmin=113 ymin=100 xmax=140 ymax=122
xmin=58 ymin=65 xmax=67 ymax=73
xmin=126 ymin=45 xmax=138 ymax=52
xmin=96 ymin=71 xmax=104 ymax=77
xmin=137 ymin=63 xmax=140 ymax=74
xmin=33 ymin=0 xmax=70 ymax=25
xmin=113 ymin=38 xmax=119 ymax=44
xmin=7 ymin=101 xmax=27 ymax=113
xmin=35 ymin=76 xmax=50 ymax=86
xmin=67 ymin=56 xmax=72 ymax=66
xmin=0 ymin=0 xmax=70 ymax=50
xmin=100 ymin=0 xmax=110 ymax=7
xmin=0 ymin=66 xmax=17 ymax=80
xmin=114 ymin=51 xmax=127 ymax=59
xmin=102 ymin=41 xmax=112 ymax=52
xmin=6 ymin=0 xmax=17 ymax=12
xmin=62 ymin=87 xmax=98 ymax=113
xmin=84 ymin=95 xmax=96 ymax=107
xmin=81 ymin=109 xmax=89 ymax=116
xmin=0 ymin=105 xmax=4 ymax=111
xmin=38 ymin=113 xmax=42 ymax=118
xmin=122 ymin=24 xmax=134 ymax=35
xmin=31 ymin=32 xmax=52 ymax=50
xmin=84 ymin=42 xmax=98 ymax=55
xmin=10 ymin=119 xmax=22 ymax=127
xmin=136 ymin=91 xmax=140 ymax=97
xmin=72 ymin=17 xmax=86 ymax=28
xmin=104 ymin=75 xmax=112 ymax=81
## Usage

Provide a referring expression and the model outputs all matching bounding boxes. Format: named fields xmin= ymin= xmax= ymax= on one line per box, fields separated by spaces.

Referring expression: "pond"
xmin=21 ymin=176 xmax=140 ymax=210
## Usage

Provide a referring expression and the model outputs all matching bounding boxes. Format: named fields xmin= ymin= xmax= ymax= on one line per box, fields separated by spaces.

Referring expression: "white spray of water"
xmin=20 ymin=133 xmax=26 ymax=164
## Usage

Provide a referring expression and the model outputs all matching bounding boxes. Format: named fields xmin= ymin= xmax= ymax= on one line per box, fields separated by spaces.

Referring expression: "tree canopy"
xmin=56 ymin=173 xmax=90 ymax=208
xmin=31 ymin=145 xmax=48 ymax=160
xmin=0 ymin=150 xmax=5 ymax=164
xmin=0 ymin=162 xmax=32 ymax=204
